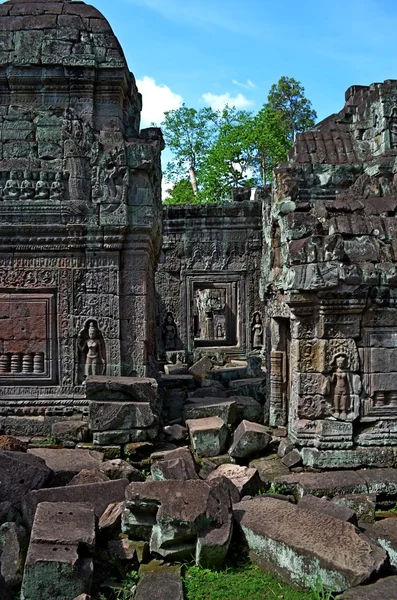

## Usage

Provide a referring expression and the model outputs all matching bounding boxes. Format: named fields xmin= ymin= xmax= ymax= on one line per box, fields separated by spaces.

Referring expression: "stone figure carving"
xmin=20 ymin=171 xmax=35 ymax=200
xmin=162 ymin=312 xmax=177 ymax=350
xmin=35 ymin=172 xmax=50 ymax=200
xmin=3 ymin=171 xmax=20 ymax=201
xmin=390 ymin=108 xmax=397 ymax=149
xmin=78 ymin=321 xmax=106 ymax=380
xmin=216 ymin=323 xmax=224 ymax=338
xmin=331 ymin=353 xmax=351 ymax=419
xmin=252 ymin=312 xmax=263 ymax=348
xmin=50 ymin=173 xmax=65 ymax=201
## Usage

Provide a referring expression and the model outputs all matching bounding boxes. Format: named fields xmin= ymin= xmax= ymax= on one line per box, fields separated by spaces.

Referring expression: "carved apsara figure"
xmin=35 ymin=172 xmax=50 ymax=200
xmin=162 ymin=312 xmax=177 ymax=350
xmin=20 ymin=171 xmax=35 ymax=200
xmin=3 ymin=171 xmax=20 ymax=201
xmin=78 ymin=321 xmax=106 ymax=379
xmin=252 ymin=312 xmax=263 ymax=348
xmin=50 ymin=172 xmax=65 ymax=201
xmin=331 ymin=353 xmax=351 ymax=419
xmin=216 ymin=323 xmax=223 ymax=338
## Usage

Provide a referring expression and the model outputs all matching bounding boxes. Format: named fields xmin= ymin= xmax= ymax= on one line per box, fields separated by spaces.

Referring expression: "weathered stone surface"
xmin=207 ymin=464 xmax=261 ymax=497
xmin=89 ymin=401 xmax=157 ymax=431
xmin=0 ymin=450 xmax=53 ymax=505
xmin=85 ymin=376 xmax=158 ymax=404
xmin=301 ymin=447 xmax=396 ymax=470
xmin=27 ymin=448 xmax=104 ymax=486
xmin=51 ymin=421 xmax=89 ymax=443
xmin=68 ymin=469 xmax=109 ymax=486
xmin=369 ymin=518 xmax=397 ymax=567
xmin=123 ymin=479 xmax=233 ymax=567
xmin=151 ymin=447 xmax=198 ymax=481
xmin=188 ymin=357 xmax=213 ymax=381
xmin=249 ymin=456 xmax=291 ymax=485
xmin=135 ymin=562 xmax=184 ymax=600
xmin=229 ymin=420 xmax=271 ymax=459
xmin=335 ymin=576 xmax=397 ymax=599
xmin=99 ymin=502 xmax=125 ymax=532
xmin=186 ymin=417 xmax=228 ymax=458
xmin=277 ymin=439 xmax=295 ymax=458
xmin=281 ymin=449 xmax=302 ymax=468
xmin=0 ymin=435 xmax=27 ymax=452
xmin=298 ymin=495 xmax=356 ymax=523
xmin=0 ymin=573 xmax=12 ymax=600
xmin=228 ymin=378 xmax=266 ymax=403
xmin=332 ymin=494 xmax=377 ymax=524
xmin=159 ymin=374 xmax=195 ymax=390
xmin=0 ymin=522 xmax=28 ymax=589
xmin=275 ymin=470 xmax=368 ymax=499
xmin=22 ymin=479 xmax=129 ymax=527
xmin=231 ymin=396 xmax=263 ymax=423
xmin=100 ymin=459 xmax=144 ymax=482
xmin=163 ymin=424 xmax=188 ymax=442
xmin=31 ymin=502 xmax=95 ymax=551
xmin=184 ymin=398 xmax=237 ymax=424
xmin=234 ymin=497 xmax=387 ymax=591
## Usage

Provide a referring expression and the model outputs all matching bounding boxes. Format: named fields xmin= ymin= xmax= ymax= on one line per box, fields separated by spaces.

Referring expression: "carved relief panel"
xmin=362 ymin=328 xmax=397 ymax=419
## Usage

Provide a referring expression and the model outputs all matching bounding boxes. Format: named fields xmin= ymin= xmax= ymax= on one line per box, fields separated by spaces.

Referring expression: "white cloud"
xmin=232 ymin=79 xmax=256 ymax=90
xmin=201 ymin=92 xmax=253 ymax=111
xmin=136 ymin=76 xmax=183 ymax=127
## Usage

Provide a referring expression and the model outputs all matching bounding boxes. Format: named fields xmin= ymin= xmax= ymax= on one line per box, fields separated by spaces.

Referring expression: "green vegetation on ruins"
xmin=161 ymin=76 xmax=316 ymax=204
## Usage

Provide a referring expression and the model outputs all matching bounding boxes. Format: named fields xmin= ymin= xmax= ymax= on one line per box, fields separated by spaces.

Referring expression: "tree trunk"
xmin=189 ymin=166 xmax=198 ymax=196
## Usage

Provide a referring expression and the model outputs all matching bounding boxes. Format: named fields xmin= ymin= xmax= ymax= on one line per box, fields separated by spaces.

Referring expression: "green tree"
xmin=161 ymin=104 xmax=217 ymax=196
xmin=163 ymin=179 xmax=199 ymax=205
xmin=267 ymin=76 xmax=317 ymax=142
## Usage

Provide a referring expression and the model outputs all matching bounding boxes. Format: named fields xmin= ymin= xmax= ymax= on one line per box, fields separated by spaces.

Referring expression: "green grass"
xmin=183 ymin=564 xmax=330 ymax=600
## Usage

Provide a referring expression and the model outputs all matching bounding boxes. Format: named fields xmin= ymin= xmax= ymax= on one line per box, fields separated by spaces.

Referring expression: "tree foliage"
xmin=267 ymin=76 xmax=317 ymax=142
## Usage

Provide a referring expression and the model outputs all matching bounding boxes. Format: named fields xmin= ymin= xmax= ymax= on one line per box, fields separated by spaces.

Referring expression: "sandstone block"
xmin=332 ymin=494 xmax=377 ymax=524
xmin=229 ymin=420 xmax=271 ymax=459
xmin=186 ymin=417 xmax=228 ymax=458
xmin=99 ymin=502 xmax=125 ymax=532
xmin=68 ymin=469 xmax=109 ymax=486
xmin=188 ymin=356 xmax=213 ymax=381
xmin=370 ymin=518 xmax=397 ymax=567
xmin=277 ymin=439 xmax=295 ymax=458
xmin=0 ymin=435 xmax=27 ymax=452
xmin=207 ymin=464 xmax=261 ymax=497
xmin=234 ymin=497 xmax=387 ymax=592
xmin=27 ymin=448 xmax=104 ymax=486
xmin=100 ymin=459 xmax=144 ymax=482
xmin=85 ymin=376 xmax=158 ymax=404
xmin=89 ymin=401 xmax=157 ymax=431
xmin=184 ymin=398 xmax=237 ymax=424
xmin=231 ymin=396 xmax=263 ymax=424
xmin=135 ymin=562 xmax=184 ymax=600
xmin=274 ymin=470 xmax=368 ymax=500
xmin=249 ymin=456 xmax=291 ymax=485
xmin=151 ymin=447 xmax=198 ymax=481
xmin=0 ymin=450 xmax=53 ymax=506
xmin=163 ymin=424 xmax=188 ymax=442
xmin=107 ymin=538 xmax=149 ymax=563
xmin=335 ymin=576 xmax=397 ymax=599
xmin=51 ymin=421 xmax=89 ymax=443
xmin=281 ymin=449 xmax=302 ymax=468
xmin=298 ymin=495 xmax=356 ymax=523
xmin=0 ymin=522 xmax=28 ymax=589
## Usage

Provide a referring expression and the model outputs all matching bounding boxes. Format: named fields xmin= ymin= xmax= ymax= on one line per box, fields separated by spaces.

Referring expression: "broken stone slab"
xmin=335 ymin=576 xmax=397 ymax=599
xmin=108 ymin=538 xmax=149 ymax=563
xmin=0 ymin=450 xmax=53 ymax=506
xmin=68 ymin=469 xmax=110 ymax=486
xmin=164 ymin=364 xmax=189 ymax=375
xmin=228 ymin=377 xmax=266 ymax=403
xmin=298 ymin=495 xmax=356 ymax=523
xmin=229 ymin=420 xmax=271 ymax=460
xmin=89 ymin=401 xmax=158 ymax=431
xmin=274 ymin=470 xmax=368 ymax=500
xmin=135 ymin=561 xmax=184 ymax=600
xmin=99 ymin=502 xmax=125 ymax=532
xmin=0 ymin=522 xmax=28 ymax=589
xmin=151 ymin=447 xmax=198 ymax=481
xmin=159 ymin=374 xmax=195 ymax=391
xmin=189 ymin=387 xmax=227 ymax=399
xmin=186 ymin=416 xmax=228 ymax=458
xmin=332 ymin=494 xmax=377 ymax=525
xmin=123 ymin=478 xmax=233 ymax=567
xmin=301 ymin=447 xmax=396 ymax=470
xmin=22 ymin=479 xmax=129 ymax=528
xmin=51 ymin=421 xmax=89 ymax=443
xmin=76 ymin=443 xmax=121 ymax=460
xmin=249 ymin=456 xmax=291 ymax=485
xmin=163 ymin=424 xmax=188 ymax=442
xmin=211 ymin=367 xmax=247 ymax=385
xmin=0 ymin=435 xmax=28 ymax=452
xmin=92 ymin=430 xmax=131 ymax=445
xmin=277 ymin=439 xmax=295 ymax=458
xmin=207 ymin=464 xmax=262 ymax=497
xmin=100 ymin=459 xmax=144 ymax=482
xmin=21 ymin=502 xmax=96 ymax=600
xmin=233 ymin=497 xmax=387 ymax=592
xmin=188 ymin=356 xmax=213 ymax=381
xmin=84 ymin=376 xmax=158 ymax=405
xmin=361 ymin=469 xmax=397 ymax=502
xmin=369 ymin=518 xmax=397 ymax=567
xmin=27 ymin=448 xmax=104 ymax=486
xmin=281 ymin=449 xmax=302 ymax=469
xmin=184 ymin=398 xmax=237 ymax=425
xmin=231 ymin=396 xmax=263 ymax=423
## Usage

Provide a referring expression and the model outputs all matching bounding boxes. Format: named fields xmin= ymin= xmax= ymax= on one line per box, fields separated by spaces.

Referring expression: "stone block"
xmin=369 ymin=518 xmax=397 ymax=567
xmin=188 ymin=356 xmax=213 ymax=381
xmin=301 ymin=447 xmax=395 ymax=470
xmin=99 ymin=502 xmax=125 ymax=532
xmin=277 ymin=439 xmax=295 ymax=458
xmin=274 ymin=471 xmax=368 ymax=500
xmin=92 ymin=430 xmax=131 ymax=444
xmin=229 ymin=420 xmax=271 ymax=459
xmin=100 ymin=459 xmax=144 ymax=483
xmin=30 ymin=502 xmax=95 ymax=551
xmin=68 ymin=469 xmax=109 ymax=486
xmin=0 ymin=522 xmax=28 ymax=589
xmin=231 ymin=396 xmax=263 ymax=423
xmin=151 ymin=447 xmax=198 ymax=481
xmin=281 ymin=449 xmax=302 ymax=468
xmin=0 ymin=450 xmax=53 ymax=505
xmin=335 ymin=575 xmax=397 ymax=599
xmin=228 ymin=378 xmax=266 ymax=403
xmin=298 ymin=495 xmax=356 ymax=523
xmin=249 ymin=456 xmax=291 ymax=485
xmin=332 ymin=494 xmax=377 ymax=525
xmin=159 ymin=374 xmax=195 ymax=390
xmin=85 ymin=376 xmax=158 ymax=404
xmin=51 ymin=421 xmax=89 ymax=443
xmin=186 ymin=417 xmax=228 ymax=458
xmin=184 ymin=398 xmax=237 ymax=424
xmin=22 ymin=479 xmax=129 ymax=527
xmin=233 ymin=497 xmax=386 ymax=592
xmin=89 ymin=401 xmax=157 ymax=431
xmin=163 ymin=424 xmax=188 ymax=442
xmin=135 ymin=562 xmax=184 ymax=600
xmin=107 ymin=538 xmax=149 ymax=563
xmin=207 ymin=464 xmax=261 ymax=497
xmin=27 ymin=448 xmax=104 ymax=486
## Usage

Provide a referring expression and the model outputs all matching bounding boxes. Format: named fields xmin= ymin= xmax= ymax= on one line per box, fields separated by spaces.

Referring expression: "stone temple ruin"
xmin=3 ymin=1 xmax=397 ymax=599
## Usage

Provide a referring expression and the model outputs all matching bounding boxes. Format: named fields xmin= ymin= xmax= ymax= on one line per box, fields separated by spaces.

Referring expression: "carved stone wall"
xmin=0 ymin=0 xmax=163 ymax=424
xmin=156 ymin=192 xmax=265 ymax=360
xmin=264 ymin=80 xmax=397 ymax=448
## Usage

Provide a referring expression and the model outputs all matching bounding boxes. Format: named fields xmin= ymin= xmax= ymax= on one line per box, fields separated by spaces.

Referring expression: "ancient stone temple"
xmin=263 ymin=80 xmax=397 ymax=449
xmin=0 ymin=0 xmax=163 ymax=431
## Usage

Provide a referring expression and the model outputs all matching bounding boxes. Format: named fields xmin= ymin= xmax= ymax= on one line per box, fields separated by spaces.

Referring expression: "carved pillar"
xmin=269 ymin=350 xmax=286 ymax=426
